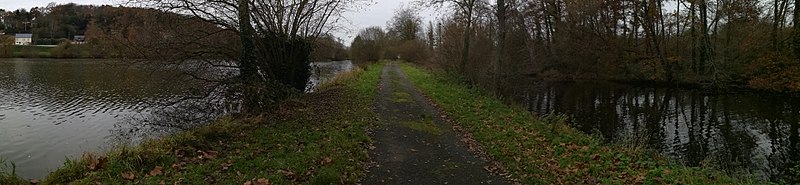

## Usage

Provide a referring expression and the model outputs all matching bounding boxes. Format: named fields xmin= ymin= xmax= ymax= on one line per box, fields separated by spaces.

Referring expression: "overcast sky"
xmin=0 ymin=0 xmax=436 ymax=45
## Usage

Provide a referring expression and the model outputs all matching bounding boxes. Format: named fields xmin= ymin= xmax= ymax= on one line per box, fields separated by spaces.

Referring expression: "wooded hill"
xmin=0 ymin=3 xmax=347 ymax=61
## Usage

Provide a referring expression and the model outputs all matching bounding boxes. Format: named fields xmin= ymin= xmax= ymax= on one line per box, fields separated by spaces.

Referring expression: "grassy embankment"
xmin=8 ymin=45 xmax=94 ymax=58
xmin=11 ymin=45 xmax=53 ymax=58
xmin=0 ymin=63 xmax=384 ymax=184
xmin=398 ymin=63 xmax=755 ymax=184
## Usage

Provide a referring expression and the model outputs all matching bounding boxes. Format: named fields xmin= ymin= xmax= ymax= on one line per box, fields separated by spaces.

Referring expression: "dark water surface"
xmin=509 ymin=80 xmax=800 ymax=181
xmin=0 ymin=59 xmax=353 ymax=179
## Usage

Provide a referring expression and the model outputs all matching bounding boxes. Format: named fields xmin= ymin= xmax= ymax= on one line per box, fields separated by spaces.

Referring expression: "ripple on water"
xmin=1 ymin=59 xmax=354 ymax=179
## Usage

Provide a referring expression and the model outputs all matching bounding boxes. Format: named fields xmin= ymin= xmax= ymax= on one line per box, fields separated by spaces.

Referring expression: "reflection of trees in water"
xmin=306 ymin=61 xmax=354 ymax=92
xmin=513 ymin=81 xmax=800 ymax=181
xmin=113 ymin=86 xmax=233 ymax=142
xmin=109 ymin=61 xmax=242 ymax=142
xmin=114 ymin=61 xmax=354 ymax=143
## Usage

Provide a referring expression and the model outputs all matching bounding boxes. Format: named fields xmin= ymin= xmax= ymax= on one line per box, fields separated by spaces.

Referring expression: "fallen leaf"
xmin=150 ymin=166 xmax=164 ymax=176
xmin=254 ymin=178 xmax=269 ymax=185
xmin=321 ymin=157 xmax=332 ymax=165
xmin=173 ymin=177 xmax=184 ymax=185
xmin=30 ymin=179 xmax=39 ymax=184
xmin=244 ymin=181 xmax=252 ymax=185
xmin=279 ymin=169 xmax=295 ymax=177
xmin=159 ymin=180 xmax=166 ymax=185
xmin=410 ymin=149 xmax=418 ymax=152
xmin=592 ymin=154 xmax=601 ymax=160
xmin=222 ymin=160 xmax=233 ymax=170
xmin=88 ymin=157 xmax=108 ymax=171
xmin=121 ymin=171 xmax=135 ymax=180
xmin=663 ymin=169 xmax=672 ymax=175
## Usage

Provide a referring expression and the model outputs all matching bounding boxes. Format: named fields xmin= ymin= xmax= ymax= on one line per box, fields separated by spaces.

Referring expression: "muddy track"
xmin=362 ymin=62 xmax=508 ymax=184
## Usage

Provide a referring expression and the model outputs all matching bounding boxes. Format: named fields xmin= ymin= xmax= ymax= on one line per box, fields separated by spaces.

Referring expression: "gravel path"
xmin=362 ymin=62 xmax=508 ymax=184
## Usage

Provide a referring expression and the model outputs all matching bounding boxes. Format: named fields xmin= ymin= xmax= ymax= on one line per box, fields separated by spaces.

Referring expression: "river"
xmin=0 ymin=58 xmax=354 ymax=179
xmin=507 ymin=80 xmax=800 ymax=181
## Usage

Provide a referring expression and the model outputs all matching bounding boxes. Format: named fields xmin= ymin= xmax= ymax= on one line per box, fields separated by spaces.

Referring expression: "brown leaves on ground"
xmin=87 ymin=156 xmax=108 ymax=171
xmin=149 ymin=166 xmax=164 ymax=176
xmin=222 ymin=159 xmax=234 ymax=170
xmin=278 ymin=169 xmax=296 ymax=178
xmin=320 ymin=157 xmax=333 ymax=165
xmin=171 ymin=162 xmax=187 ymax=170
xmin=244 ymin=178 xmax=270 ymax=185
xmin=121 ymin=171 xmax=136 ymax=180
xmin=198 ymin=150 xmax=218 ymax=160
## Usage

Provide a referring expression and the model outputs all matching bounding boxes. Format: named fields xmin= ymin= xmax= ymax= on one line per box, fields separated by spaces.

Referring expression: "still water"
xmin=0 ymin=59 xmax=353 ymax=179
xmin=510 ymin=80 xmax=800 ymax=181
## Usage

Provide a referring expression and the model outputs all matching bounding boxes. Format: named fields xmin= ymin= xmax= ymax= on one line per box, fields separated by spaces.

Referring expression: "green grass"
xmin=398 ymin=62 xmax=756 ymax=184
xmin=391 ymin=91 xmax=413 ymax=103
xmin=1 ymin=158 xmax=28 ymax=184
xmin=0 ymin=62 xmax=386 ymax=184
xmin=8 ymin=45 xmax=97 ymax=58
xmin=12 ymin=45 xmax=53 ymax=58
xmin=400 ymin=118 xmax=442 ymax=135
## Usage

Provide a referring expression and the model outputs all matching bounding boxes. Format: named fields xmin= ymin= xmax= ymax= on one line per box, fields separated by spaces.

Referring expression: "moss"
xmin=399 ymin=118 xmax=442 ymax=135
xmin=391 ymin=91 xmax=413 ymax=103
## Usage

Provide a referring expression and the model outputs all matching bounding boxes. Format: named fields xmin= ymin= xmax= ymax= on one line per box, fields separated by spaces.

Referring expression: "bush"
xmin=255 ymin=34 xmax=313 ymax=91
xmin=747 ymin=52 xmax=800 ymax=91
xmin=51 ymin=40 xmax=85 ymax=58
xmin=0 ymin=36 xmax=13 ymax=58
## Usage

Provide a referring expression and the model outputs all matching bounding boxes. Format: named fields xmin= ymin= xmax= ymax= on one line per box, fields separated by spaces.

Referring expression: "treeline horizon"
xmin=350 ymin=0 xmax=800 ymax=94
xmin=0 ymin=3 xmax=348 ymax=61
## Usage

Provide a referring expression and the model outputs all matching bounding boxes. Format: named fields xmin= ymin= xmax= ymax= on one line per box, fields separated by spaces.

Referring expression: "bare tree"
xmin=121 ymin=0 xmax=366 ymax=113
xmin=422 ymin=0 xmax=480 ymax=72
xmin=494 ymin=0 xmax=507 ymax=93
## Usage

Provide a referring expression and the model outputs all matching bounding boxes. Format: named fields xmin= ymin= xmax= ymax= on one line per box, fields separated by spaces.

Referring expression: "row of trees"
xmin=1 ymin=3 xmax=95 ymax=44
xmin=103 ymin=0 xmax=364 ymax=118
xmin=349 ymin=0 xmax=800 ymax=94
xmin=350 ymin=7 xmax=429 ymax=64
xmin=1 ymin=3 xmax=350 ymax=60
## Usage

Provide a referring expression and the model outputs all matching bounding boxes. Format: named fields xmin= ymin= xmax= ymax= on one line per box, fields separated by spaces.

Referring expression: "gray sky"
xmin=0 ymin=0 xmax=436 ymax=46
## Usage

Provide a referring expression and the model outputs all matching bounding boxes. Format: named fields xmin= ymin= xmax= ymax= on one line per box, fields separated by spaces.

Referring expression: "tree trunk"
xmin=495 ymin=0 xmax=507 ymax=94
xmin=699 ymin=0 xmax=710 ymax=74
xmin=793 ymin=0 xmax=800 ymax=58
xmin=690 ymin=1 xmax=697 ymax=72
xmin=238 ymin=0 xmax=262 ymax=114
xmin=239 ymin=0 xmax=257 ymax=82
xmin=460 ymin=0 xmax=475 ymax=74
xmin=773 ymin=0 xmax=781 ymax=52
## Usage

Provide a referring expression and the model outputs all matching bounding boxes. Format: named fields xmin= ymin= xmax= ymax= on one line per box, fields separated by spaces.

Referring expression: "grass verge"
xmin=1 ymin=158 xmax=27 ymax=184
xmin=0 ymin=62 xmax=384 ymax=184
xmin=398 ymin=63 xmax=754 ymax=184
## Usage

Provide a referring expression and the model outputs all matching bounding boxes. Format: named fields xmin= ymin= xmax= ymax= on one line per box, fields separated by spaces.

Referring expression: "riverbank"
xmin=398 ymin=63 xmax=756 ymax=184
xmin=0 ymin=63 xmax=384 ymax=184
xmin=525 ymin=72 xmax=800 ymax=95
xmin=0 ymin=61 xmax=760 ymax=184
xmin=6 ymin=45 xmax=97 ymax=58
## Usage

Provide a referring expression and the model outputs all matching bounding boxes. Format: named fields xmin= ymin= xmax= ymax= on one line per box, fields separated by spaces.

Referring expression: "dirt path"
xmin=363 ymin=62 xmax=508 ymax=184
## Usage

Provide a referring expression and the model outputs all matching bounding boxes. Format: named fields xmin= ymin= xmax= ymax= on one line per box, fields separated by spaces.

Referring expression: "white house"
xmin=15 ymin=34 xmax=33 ymax=45
xmin=73 ymin=35 xmax=86 ymax=44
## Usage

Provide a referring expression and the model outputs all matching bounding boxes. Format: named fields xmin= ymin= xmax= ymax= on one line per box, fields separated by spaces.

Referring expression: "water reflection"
xmin=0 ymin=58 xmax=192 ymax=179
xmin=0 ymin=59 xmax=355 ymax=179
xmin=307 ymin=60 xmax=353 ymax=92
xmin=511 ymin=81 xmax=800 ymax=181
